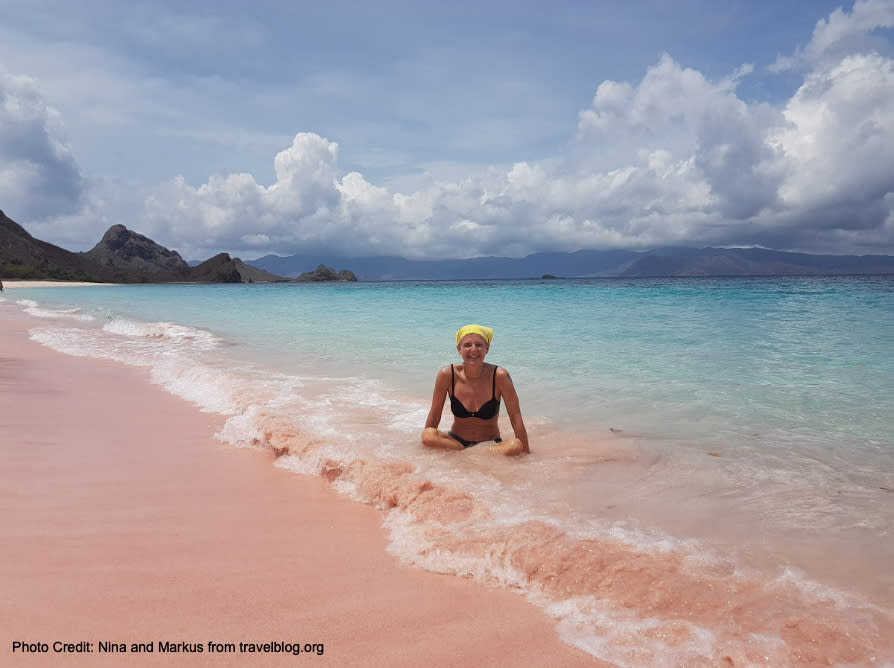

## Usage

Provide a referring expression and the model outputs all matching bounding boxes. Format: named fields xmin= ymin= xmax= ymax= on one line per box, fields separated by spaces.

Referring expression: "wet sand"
xmin=0 ymin=308 xmax=606 ymax=667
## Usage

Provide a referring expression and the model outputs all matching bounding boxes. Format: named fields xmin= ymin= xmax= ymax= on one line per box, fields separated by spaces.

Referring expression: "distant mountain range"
xmin=3 ymin=207 xmax=894 ymax=283
xmin=247 ymin=246 xmax=894 ymax=280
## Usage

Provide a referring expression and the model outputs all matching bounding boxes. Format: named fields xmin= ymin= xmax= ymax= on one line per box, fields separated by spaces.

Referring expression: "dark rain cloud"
xmin=0 ymin=70 xmax=85 ymax=222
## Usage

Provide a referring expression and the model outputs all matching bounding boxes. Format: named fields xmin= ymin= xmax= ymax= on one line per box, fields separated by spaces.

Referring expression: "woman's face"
xmin=457 ymin=334 xmax=489 ymax=362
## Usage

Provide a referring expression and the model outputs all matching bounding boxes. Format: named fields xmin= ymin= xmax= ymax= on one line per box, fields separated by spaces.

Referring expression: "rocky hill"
xmin=190 ymin=253 xmax=288 ymax=283
xmin=1 ymin=210 xmax=114 ymax=282
xmin=0 ymin=210 xmax=292 ymax=283
xmin=84 ymin=224 xmax=192 ymax=282
xmin=295 ymin=264 xmax=358 ymax=282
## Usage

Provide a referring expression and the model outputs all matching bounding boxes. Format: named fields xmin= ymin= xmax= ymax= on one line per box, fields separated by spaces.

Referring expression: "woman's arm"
xmin=424 ymin=366 xmax=450 ymax=430
xmin=422 ymin=366 xmax=465 ymax=451
xmin=496 ymin=368 xmax=530 ymax=453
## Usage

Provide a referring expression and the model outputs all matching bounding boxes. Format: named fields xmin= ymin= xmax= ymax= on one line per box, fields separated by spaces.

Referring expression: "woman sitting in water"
xmin=422 ymin=324 xmax=529 ymax=456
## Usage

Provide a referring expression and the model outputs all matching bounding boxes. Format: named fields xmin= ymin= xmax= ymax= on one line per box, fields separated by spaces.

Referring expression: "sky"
xmin=2 ymin=0 xmax=894 ymax=261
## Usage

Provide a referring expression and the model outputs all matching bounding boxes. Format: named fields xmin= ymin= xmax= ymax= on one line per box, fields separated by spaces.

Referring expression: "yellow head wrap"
xmin=456 ymin=324 xmax=494 ymax=346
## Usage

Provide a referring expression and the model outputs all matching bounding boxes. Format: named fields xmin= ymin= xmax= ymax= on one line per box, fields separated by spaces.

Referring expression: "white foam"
xmin=103 ymin=317 xmax=223 ymax=348
xmin=550 ymin=597 xmax=721 ymax=668
xmin=17 ymin=298 xmax=94 ymax=321
xmin=149 ymin=360 xmax=244 ymax=415
xmin=382 ymin=508 xmax=532 ymax=589
xmin=388 ymin=406 xmax=430 ymax=433
xmin=216 ymin=412 xmax=266 ymax=449
xmin=30 ymin=326 xmax=124 ymax=361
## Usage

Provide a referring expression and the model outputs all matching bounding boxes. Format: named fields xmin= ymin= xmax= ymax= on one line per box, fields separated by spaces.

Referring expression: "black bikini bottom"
xmin=448 ymin=431 xmax=502 ymax=448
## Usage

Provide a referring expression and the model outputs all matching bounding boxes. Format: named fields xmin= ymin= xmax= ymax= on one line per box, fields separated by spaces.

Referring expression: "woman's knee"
xmin=490 ymin=438 xmax=525 ymax=456
xmin=421 ymin=427 xmax=440 ymax=447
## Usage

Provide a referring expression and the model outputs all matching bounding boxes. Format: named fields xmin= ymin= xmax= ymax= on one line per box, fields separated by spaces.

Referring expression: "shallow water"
xmin=5 ymin=276 xmax=894 ymax=667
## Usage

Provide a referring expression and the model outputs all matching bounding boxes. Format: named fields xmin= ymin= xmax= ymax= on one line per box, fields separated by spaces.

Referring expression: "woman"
xmin=422 ymin=324 xmax=529 ymax=456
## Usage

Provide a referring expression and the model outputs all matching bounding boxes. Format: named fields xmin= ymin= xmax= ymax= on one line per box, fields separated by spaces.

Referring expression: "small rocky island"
xmin=295 ymin=264 xmax=358 ymax=282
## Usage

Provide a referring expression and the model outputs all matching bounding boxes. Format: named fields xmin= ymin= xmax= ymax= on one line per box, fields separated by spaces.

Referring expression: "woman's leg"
xmin=421 ymin=427 xmax=464 ymax=451
xmin=488 ymin=438 xmax=525 ymax=456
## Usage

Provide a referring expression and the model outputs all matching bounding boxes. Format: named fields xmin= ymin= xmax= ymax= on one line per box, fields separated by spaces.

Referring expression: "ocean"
xmin=4 ymin=276 xmax=893 ymax=667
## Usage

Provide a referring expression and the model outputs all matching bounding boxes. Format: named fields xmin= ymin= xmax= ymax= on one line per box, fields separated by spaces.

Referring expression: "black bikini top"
xmin=450 ymin=364 xmax=501 ymax=419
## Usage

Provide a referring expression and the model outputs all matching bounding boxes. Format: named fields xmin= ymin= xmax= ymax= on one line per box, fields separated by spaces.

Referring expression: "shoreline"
xmin=0 ymin=306 xmax=605 ymax=667
xmin=1 ymin=280 xmax=121 ymax=288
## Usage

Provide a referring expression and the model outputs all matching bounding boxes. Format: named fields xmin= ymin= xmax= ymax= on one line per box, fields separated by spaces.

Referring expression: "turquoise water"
xmin=5 ymin=276 xmax=894 ymax=667
xmin=14 ymin=276 xmax=893 ymax=443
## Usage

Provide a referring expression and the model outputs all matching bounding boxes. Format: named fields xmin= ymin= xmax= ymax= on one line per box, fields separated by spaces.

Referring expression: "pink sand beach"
xmin=0 ymin=309 xmax=606 ymax=667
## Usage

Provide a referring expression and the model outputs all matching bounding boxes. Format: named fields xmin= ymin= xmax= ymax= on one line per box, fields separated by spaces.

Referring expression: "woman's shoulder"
xmin=493 ymin=365 xmax=513 ymax=383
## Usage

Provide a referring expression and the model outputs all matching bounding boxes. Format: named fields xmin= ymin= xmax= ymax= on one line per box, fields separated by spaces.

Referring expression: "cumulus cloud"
xmin=8 ymin=2 xmax=894 ymax=259
xmin=138 ymin=0 xmax=894 ymax=260
xmin=0 ymin=69 xmax=86 ymax=221
xmin=771 ymin=0 xmax=894 ymax=72
xmin=563 ymin=17 xmax=894 ymax=254
xmin=775 ymin=53 xmax=894 ymax=206
xmin=575 ymin=54 xmax=784 ymax=223
xmin=144 ymin=134 xmax=420 ymax=259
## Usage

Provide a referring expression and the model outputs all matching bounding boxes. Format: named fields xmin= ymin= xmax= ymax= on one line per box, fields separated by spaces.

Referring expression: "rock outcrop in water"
xmin=189 ymin=253 xmax=243 ymax=283
xmin=295 ymin=264 xmax=358 ymax=282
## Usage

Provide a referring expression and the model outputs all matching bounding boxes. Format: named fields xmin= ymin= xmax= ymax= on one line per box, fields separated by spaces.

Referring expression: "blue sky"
xmin=2 ymin=0 xmax=894 ymax=260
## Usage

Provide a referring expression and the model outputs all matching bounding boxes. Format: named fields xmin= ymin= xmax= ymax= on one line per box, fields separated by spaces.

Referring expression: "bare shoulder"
xmin=494 ymin=366 xmax=521 ymax=405
xmin=494 ymin=365 xmax=516 ymax=388
xmin=434 ymin=364 xmax=453 ymax=383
